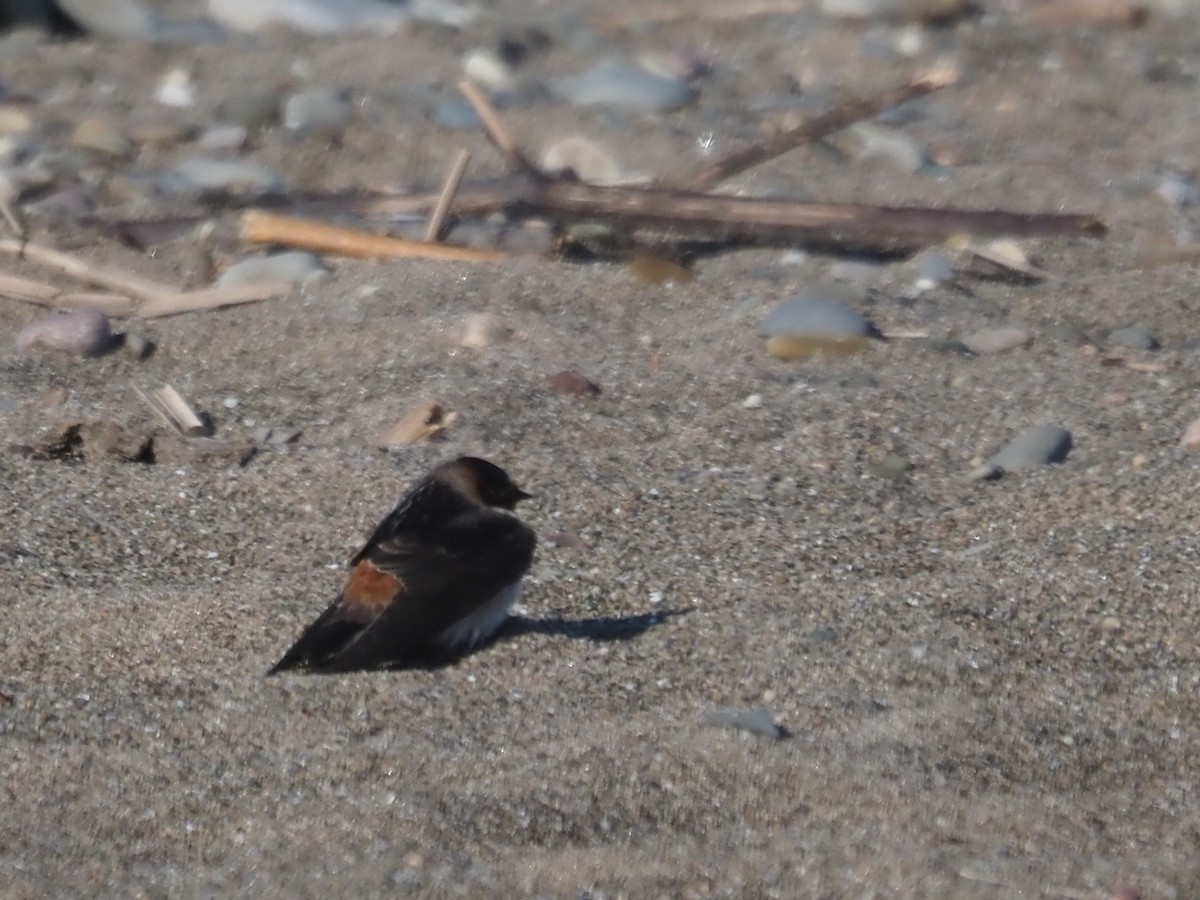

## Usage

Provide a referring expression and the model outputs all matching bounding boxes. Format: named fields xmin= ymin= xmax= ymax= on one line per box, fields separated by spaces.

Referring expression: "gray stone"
xmin=759 ymin=285 xmax=876 ymax=339
xmin=54 ymin=0 xmax=159 ymax=39
xmin=988 ymin=424 xmax=1073 ymax=473
xmin=172 ymin=157 xmax=285 ymax=194
xmin=216 ymin=252 xmax=327 ymax=288
xmin=283 ymin=88 xmax=353 ymax=135
xmin=16 ymin=307 xmax=113 ymax=357
xmin=1109 ymin=324 xmax=1158 ymax=351
xmin=551 ymin=60 xmax=696 ymax=112
xmin=432 ymin=99 xmax=481 ymax=131
xmin=961 ymin=326 xmax=1032 ymax=355
xmin=703 ymin=708 xmax=786 ymax=739
xmin=207 ymin=0 xmax=408 ymax=34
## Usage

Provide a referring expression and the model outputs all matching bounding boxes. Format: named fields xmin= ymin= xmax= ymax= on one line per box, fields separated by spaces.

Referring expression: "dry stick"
xmin=0 ymin=239 xmax=178 ymax=304
xmin=594 ymin=0 xmax=806 ymax=29
xmin=0 ymin=271 xmax=139 ymax=315
xmin=337 ymin=174 xmax=1104 ymax=251
xmin=239 ymin=209 xmax=504 ymax=263
xmin=678 ymin=65 xmax=961 ymax=191
xmin=517 ymin=174 xmax=1106 ymax=249
xmin=457 ymin=79 xmax=535 ymax=171
xmin=137 ymin=282 xmax=294 ymax=319
xmin=424 ymin=149 xmax=472 ymax=243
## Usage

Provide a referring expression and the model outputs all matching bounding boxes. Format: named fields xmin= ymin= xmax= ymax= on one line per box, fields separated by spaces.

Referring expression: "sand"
xmin=2 ymin=2 xmax=1199 ymax=897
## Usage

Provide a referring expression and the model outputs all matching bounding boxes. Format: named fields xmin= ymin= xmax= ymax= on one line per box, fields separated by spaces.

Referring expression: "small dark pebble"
xmin=546 ymin=369 xmax=600 ymax=396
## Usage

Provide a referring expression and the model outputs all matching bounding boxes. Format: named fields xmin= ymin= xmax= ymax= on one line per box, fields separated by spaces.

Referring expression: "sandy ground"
xmin=2 ymin=2 xmax=1200 ymax=897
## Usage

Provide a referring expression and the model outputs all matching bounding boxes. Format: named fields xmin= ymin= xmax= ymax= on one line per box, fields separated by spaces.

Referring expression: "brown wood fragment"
xmin=424 ymin=149 xmax=472 ymax=243
xmin=1024 ymin=0 xmax=1146 ymax=27
xmin=377 ymin=401 xmax=458 ymax=446
xmin=239 ymin=210 xmax=504 ymax=263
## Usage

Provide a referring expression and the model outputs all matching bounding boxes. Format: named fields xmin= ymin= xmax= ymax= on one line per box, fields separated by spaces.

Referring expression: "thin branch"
xmin=239 ymin=209 xmax=504 ymax=263
xmin=0 ymin=239 xmax=178 ymax=304
xmin=594 ymin=0 xmax=807 ymax=29
xmin=137 ymin=282 xmax=294 ymax=319
xmin=457 ymin=79 xmax=535 ymax=171
xmin=424 ymin=149 xmax=472 ymax=243
xmin=677 ymin=65 xmax=961 ymax=191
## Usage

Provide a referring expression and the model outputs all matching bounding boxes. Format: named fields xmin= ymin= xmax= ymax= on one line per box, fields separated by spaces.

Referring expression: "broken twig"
xmin=239 ymin=209 xmax=504 ymax=262
xmin=424 ymin=149 xmax=472 ymax=243
xmin=458 ymin=79 xmax=534 ymax=172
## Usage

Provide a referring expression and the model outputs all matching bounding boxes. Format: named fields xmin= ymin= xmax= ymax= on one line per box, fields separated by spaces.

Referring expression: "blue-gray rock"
xmin=171 ymin=157 xmax=285 ymax=195
xmin=962 ymin=326 xmax=1032 ymax=355
xmin=703 ymin=708 xmax=786 ymax=739
xmin=433 ymin=99 xmax=482 ymax=131
xmin=284 ymin=88 xmax=353 ymax=135
xmin=207 ymin=0 xmax=408 ymax=34
xmin=988 ymin=424 xmax=1073 ymax=473
xmin=54 ymin=0 xmax=159 ymax=39
xmin=551 ymin=60 xmax=696 ymax=112
xmin=759 ymin=285 xmax=877 ymax=339
xmin=216 ymin=252 xmax=327 ymax=288
xmin=1109 ymin=324 xmax=1158 ymax=351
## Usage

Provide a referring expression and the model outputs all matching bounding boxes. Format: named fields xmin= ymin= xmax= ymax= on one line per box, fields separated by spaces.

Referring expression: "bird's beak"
xmin=515 ymin=489 xmax=533 ymax=503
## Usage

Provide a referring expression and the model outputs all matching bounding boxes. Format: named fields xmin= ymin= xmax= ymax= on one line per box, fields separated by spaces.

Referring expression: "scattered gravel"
xmin=1 ymin=4 xmax=1197 ymax=898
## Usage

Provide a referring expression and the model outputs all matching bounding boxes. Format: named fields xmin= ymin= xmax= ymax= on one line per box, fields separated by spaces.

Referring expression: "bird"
xmin=269 ymin=456 xmax=535 ymax=674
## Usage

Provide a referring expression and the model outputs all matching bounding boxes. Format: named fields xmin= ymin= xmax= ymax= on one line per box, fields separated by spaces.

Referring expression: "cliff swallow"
xmin=269 ymin=456 xmax=535 ymax=674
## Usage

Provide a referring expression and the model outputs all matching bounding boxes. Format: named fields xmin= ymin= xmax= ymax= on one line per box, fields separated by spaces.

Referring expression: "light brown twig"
xmin=137 ymin=282 xmax=294 ymax=319
xmin=0 ymin=239 xmax=178 ymax=304
xmin=424 ymin=149 xmax=472 ymax=243
xmin=240 ymin=209 xmax=504 ymax=263
xmin=457 ymin=79 xmax=535 ymax=171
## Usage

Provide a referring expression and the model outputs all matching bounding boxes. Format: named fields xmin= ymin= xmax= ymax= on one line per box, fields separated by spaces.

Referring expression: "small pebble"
xmin=869 ymin=454 xmax=913 ymax=480
xmin=197 ymin=124 xmax=248 ymax=151
xmin=216 ymin=251 xmax=327 ymax=288
xmin=72 ymin=117 xmax=132 ymax=158
xmin=433 ymin=99 xmax=481 ymax=130
xmin=122 ymin=327 xmax=153 ymax=360
xmin=207 ymin=0 xmax=408 ymax=35
xmin=842 ymin=122 xmax=929 ymax=174
xmin=541 ymin=135 xmax=621 ymax=183
xmin=961 ymin=326 xmax=1033 ymax=355
xmin=546 ymin=369 xmax=600 ymax=396
xmin=462 ymin=49 xmax=516 ymax=92
xmin=17 ymin=308 xmax=113 ymax=358
xmin=911 ymin=249 xmax=956 ymax=290
xmin=551 ymin=60 xmax=696 ymax=112
xmin=156 ymin=68 xmax=195 ymax=108
xmin=55 ymin=0 xmax=160 ymax=39
xmin=703 ymin=708 xmax=786 ymax=740
xmin=283 ymin=88 xmax=352 ymax=135
xmin=216 ymin=92 xmax=281 ymax=130
xmin=172 ymin=157 xmax=285 ymax=194
xmin=627 ymin=254 xmax=692 ymax=286
xmin=759 ymin=285 xmax=877 ymax=339
xmin=1108 ymin=324 xmax=1158 ymax=351
xmin=1155 ymin=174 xmax=1200 ymax=208
xmin=1180 ymin=417 xmax=1200 ymax=450
xmin=454 ymin=313 xmax=509 ymax=350
xmin=977 ymin=423 xmax=1073 ymax=478
xmin=742 ymin=393 xmax=763 ymax=410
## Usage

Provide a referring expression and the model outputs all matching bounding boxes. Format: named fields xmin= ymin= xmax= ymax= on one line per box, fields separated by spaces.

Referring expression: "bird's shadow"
xmin=386 ymin=607 xmax=690 ymax=672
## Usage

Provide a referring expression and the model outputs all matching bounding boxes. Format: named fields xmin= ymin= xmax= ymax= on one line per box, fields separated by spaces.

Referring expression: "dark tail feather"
xmin=266 ymin=606 xmax=367 ymax=675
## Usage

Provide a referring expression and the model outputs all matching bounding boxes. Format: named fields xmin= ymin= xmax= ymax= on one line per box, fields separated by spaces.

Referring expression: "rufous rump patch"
xmin=342 ymin=561 xmax=403 ymax=608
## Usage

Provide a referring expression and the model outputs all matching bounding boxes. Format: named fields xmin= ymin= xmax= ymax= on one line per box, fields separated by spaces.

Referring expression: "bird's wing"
xmin=269 ymin=509 xmax=535 ymax=674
